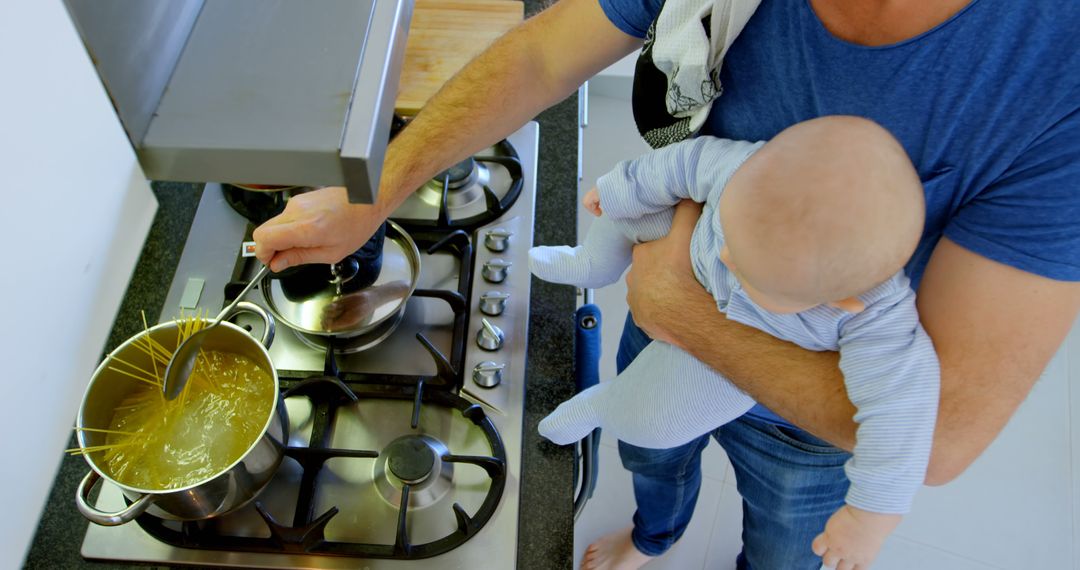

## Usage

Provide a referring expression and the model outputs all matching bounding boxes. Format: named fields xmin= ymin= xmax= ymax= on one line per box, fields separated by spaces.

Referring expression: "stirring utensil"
xmin=162 ymin=265 xmax=270 ymax=400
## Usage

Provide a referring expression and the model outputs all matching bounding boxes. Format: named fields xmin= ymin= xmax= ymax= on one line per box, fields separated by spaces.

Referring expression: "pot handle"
xmin=218 ymin=300 xmax=276 ymax=349
xmin=76 ymin=471 xmax=155 ymax=526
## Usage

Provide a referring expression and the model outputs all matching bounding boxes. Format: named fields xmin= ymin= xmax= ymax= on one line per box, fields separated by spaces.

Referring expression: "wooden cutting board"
xmin=394 ymin=0 xmax=524 ymax=115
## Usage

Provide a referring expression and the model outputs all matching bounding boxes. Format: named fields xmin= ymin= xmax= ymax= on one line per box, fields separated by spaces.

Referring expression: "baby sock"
xmin=538 ymin=340 xmax=757 ymax=448
xmin=529 ymin=208 xmax=676 ymax=289
xmin=528 ymin=215 xmax=633 ymax=289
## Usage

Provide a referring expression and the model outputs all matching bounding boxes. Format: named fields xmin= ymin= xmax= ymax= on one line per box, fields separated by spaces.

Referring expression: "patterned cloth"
xmin=632 ymin=0 xmax=760 ymax=148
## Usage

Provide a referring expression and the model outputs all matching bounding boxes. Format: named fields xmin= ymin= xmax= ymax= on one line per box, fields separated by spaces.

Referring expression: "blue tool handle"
xmin=573 ymin=303 xmax=602 ymax=394
xmin=572 ymin=303 xmax=603 ymax=514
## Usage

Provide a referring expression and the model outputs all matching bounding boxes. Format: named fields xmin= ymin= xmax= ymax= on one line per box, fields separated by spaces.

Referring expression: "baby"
xmin=529 ymin=116 xmax=939 ymax=568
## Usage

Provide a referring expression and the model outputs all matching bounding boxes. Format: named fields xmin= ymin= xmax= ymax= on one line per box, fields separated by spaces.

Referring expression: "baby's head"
xmin=719 ymin=116 xmax=924 ymax=314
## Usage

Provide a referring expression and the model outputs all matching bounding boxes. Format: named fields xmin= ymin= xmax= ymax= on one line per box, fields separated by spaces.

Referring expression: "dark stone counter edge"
xmin=24 ymin=107 xmax=581 ymax=569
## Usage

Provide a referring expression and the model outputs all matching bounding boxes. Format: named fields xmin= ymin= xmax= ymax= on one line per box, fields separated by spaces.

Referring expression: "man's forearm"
xmin=666 ymin=285 xmax=859 ymax=450
xmin=374 ymin=25 xmax=568 ymax=217
xmin=631 ymin=208 xmax=1080 ymax=485
xmin=626 ymin=202 xmax=859 ymax=446
xmin=625 ymin=201 xmax=859 ymax=448
xmin=376 ymin=0 xmax=637 ymax=217
xmin=642 ymin=240 xmax=1080 ymax=484
xmin=252 ymin=0 xmax=640 ymax=272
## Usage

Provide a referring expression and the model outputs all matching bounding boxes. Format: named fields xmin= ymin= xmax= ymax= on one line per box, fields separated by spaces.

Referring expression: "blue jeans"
xmin=616 ymin=313 xmax=851 ymax=569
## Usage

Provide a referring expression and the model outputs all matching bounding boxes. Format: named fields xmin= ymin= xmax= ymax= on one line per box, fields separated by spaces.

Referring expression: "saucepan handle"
xmin=76 ymin=471 xmax=155 ymax=526
xmin=215 ymin=300 xmax=276 ymax=349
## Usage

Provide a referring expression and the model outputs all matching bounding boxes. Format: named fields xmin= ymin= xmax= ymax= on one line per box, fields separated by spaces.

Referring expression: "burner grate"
xmin=158 ymin=225 xmax=508 ymax=559
xmin=395 ymin=140 xmax=524 ymax=232
xmin=129 ymin=346 xmax=507 ymax=560
xmin=81 ymin=124 xmax=537 ymax=569
xmin=226 ymin=228 xmax=475 ymax=391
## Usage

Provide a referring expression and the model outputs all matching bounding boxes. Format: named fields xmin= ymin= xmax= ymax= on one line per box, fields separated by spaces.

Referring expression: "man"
xmin=254 ymin=0 xmax=1080 ymax=568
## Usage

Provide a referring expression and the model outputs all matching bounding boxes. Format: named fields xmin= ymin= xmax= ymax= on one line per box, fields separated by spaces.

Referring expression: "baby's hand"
xmin=583 ymin=188 xmax=603 ymax=216
xmin=811 ymin=505 xmax=901 ymax=570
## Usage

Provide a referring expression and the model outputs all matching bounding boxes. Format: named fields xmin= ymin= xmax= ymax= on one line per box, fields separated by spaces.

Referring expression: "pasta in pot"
xmin=99 ymin=349 xmax=275 ymax=490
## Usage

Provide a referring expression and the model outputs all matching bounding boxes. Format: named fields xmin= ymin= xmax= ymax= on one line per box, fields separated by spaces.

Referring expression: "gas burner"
xmin=374 ymin=435 xmax=454 ymax=508
xmin=439 ymin=157 xmax=480 ymax=190
xmin=416 ymin=159 xmax=488 ymax=210
xmin=122 ymin=380 xmax=509 ymax=560
xmin=393 ymin=140 xmax=523 ymax=232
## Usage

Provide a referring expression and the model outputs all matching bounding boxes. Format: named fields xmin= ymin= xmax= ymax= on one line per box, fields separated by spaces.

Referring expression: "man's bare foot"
xmin=581 ymin=527 xmax=654 ymax=570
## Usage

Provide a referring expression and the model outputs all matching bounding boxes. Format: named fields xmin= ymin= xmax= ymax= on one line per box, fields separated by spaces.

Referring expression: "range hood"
xmin=64 ymin=0 xmax=412 ymax=203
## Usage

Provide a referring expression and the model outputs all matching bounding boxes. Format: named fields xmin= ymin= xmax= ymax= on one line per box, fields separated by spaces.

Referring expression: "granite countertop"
xmin=24 ymin=99 xmax=580 ymax=570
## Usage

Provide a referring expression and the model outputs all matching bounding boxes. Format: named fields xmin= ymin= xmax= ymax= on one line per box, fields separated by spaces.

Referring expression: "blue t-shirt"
xmin=600 ymin=0 xmax=1080 ymax=426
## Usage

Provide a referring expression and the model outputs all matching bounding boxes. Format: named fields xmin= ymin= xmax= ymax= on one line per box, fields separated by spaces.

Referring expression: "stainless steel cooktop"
xmin=81 ymin=122 xmax=539 ymax=569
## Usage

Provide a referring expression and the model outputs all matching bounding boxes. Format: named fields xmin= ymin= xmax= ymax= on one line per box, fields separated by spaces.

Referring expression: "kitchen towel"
xmin=632 ymin=0 xmax=761 ymax=148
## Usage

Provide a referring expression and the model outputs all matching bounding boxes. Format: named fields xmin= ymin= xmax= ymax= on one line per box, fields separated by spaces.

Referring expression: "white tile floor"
xmin=570 ymin=90 xmax=1080 ymax=569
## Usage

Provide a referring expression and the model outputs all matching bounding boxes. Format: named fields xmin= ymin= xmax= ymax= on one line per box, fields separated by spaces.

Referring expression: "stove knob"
xmin=479 ymin=291 xmax=510 ymax=316
xmin=484 ymin=229 xmax=513 ymax=252
xmin=482 ymin=259 xmax=512 ymax=283
xmin=476 ymin=318 xmax=505 ymax=351
xmin=472 ymin=361 xmax=506 ymax=388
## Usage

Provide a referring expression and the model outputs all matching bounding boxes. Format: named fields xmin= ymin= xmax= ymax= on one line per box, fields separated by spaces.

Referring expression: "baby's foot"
xmin=581 ymin=527 xmax=654 ymax=570
xmin=528 ymin=245 xmax=620 ymax=289
xmin=538 ymin=384 xmax=603 ymax=445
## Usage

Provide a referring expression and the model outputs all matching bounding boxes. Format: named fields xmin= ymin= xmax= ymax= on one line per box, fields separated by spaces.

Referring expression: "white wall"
xmin=0 ymin=1 xmax=158 ymax=566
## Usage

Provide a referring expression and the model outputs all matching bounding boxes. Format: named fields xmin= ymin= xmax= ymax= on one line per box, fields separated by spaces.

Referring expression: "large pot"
xmin=75 ymin=302 xmax=287 ymax=526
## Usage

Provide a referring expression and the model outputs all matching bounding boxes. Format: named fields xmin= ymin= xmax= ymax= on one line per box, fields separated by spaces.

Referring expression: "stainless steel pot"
xmin=75 ymin=302 xmax=287 ymax=526
xmin=259 ymin=220 xmax=421 ymax=339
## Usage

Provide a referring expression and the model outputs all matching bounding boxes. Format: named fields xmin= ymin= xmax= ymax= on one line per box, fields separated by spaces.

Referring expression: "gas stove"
xmin=81 ymin=122 xmax=539 ymax=568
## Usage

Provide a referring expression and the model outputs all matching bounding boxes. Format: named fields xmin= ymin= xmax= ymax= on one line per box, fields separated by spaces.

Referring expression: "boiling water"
xmin=101 ymin=350 xmax=275 ymax=490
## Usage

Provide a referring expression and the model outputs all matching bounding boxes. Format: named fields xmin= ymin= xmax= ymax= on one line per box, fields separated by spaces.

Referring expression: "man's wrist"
xmin=642 ymin=279 xmax=716 ymax=349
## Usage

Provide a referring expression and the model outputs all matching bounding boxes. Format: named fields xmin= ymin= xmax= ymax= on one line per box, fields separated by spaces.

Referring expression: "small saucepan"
xmin=259 ymin=220 xmax=421 ymax=340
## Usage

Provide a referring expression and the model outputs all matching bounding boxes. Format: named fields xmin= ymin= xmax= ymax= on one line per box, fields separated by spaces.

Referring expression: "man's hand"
xmin=253 ymin=187 xmax=386 ymax=273
xmin=625 ymin=199 xmax=713 ymax=346
xmin=812 ymin=506 xmax=900 ymax=570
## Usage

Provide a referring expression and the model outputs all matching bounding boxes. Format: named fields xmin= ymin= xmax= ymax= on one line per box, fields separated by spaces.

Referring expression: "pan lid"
xmin=260 ymin=221 xmax=420 ymax=336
